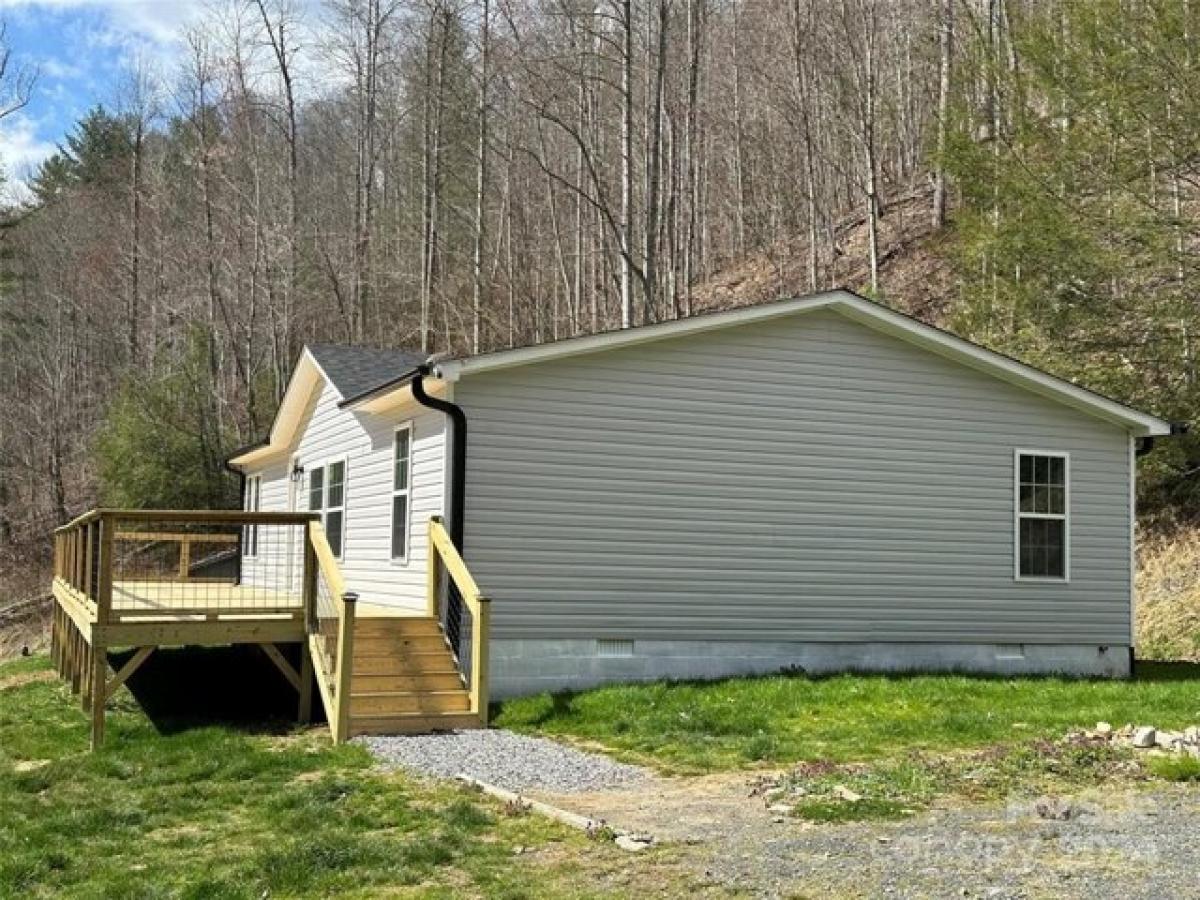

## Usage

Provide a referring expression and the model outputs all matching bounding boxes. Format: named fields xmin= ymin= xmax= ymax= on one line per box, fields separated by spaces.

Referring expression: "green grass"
xmin=494 ymin=663 xmax=1200 ymax=773
xmin=0 ymin=656 xmax=693 ymax=899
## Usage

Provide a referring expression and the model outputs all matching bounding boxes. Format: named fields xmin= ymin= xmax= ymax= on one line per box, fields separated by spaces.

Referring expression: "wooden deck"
xmin=50 ymin=509 xmax=491 ymax=750
xmin=110 ymin=581 xmax=302 ymax=622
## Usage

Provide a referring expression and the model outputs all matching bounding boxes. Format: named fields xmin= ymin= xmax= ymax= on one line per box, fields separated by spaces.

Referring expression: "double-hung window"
xmin=309 ymin=460 xmax=347 ymax=558
xmin=243 ymin=473 xmax=261 ymax=557
xmin=391 ymin=425 xmax=413 ymax=560
xmin=1015 ymin=451 xmax=1068 ymax=580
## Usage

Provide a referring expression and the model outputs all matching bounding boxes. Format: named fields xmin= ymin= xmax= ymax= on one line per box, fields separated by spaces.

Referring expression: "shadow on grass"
xmin=1133 ymin=660 xmax=1200 ymax=682
xmin=109 ymin=643 xmax=322 ymax=736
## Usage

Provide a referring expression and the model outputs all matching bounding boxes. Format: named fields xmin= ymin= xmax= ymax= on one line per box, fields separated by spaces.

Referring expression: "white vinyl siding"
xmin=242 ymin=379 xmax=446 ymax=612
xmin=456 ymin=309 xmax=1133 ymax=646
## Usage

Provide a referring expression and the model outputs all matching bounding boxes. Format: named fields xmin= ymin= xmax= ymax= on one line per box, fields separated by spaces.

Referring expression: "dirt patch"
xmin=0 ymin=669 xmax=56 ymax=692
xmin=0 ymin=596 xmax=51 ymax=663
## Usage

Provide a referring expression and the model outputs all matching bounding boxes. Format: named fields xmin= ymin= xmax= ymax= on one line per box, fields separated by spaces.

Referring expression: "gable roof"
xmin=307 ymin=344 xmax=426 ymax=401
xmin=230 ymin=289 xmax=1173 ymax=470
xmin=430 ymin=290 xmax=1172 ymax=437
xmin=227 ymin=343 xmax=424 ymax=468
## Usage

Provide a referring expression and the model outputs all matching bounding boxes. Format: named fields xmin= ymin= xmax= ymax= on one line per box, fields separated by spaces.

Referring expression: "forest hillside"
xmin=2 ymin=0 xmax=1200 ymax=621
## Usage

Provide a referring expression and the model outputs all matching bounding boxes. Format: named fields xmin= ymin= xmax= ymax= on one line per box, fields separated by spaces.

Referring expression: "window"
xmin=308 ymin=460 xmax=347 ymax=558
xmin=391 ymin=425 xmax=413 ymax=560
xmin=243 ymin=474 xmax=261 ymax=557
xmin=1015 ymin=451 xmax=1068 ymax=580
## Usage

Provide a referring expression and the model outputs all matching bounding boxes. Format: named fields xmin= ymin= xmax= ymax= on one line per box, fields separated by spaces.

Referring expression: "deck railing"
xmin=53 ymin=509 xmax=318 ymax=623
xmin=303 ymin=519 xmax=357 ymax=743
xmin=427 ymin=516 xmax=491 ymax=724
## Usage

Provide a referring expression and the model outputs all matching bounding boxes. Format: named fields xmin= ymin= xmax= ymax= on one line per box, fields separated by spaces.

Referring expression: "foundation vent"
xmin=596 ymin=639 xmax=635 ymax=658
xmin=994 ymin=644 xmax=1026 ymax=661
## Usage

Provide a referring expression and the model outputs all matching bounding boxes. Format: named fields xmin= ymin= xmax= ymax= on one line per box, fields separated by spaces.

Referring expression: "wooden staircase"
xmin=306 ymin=516 xmax=490 ymax=744
xmin=347 ymin=616 xmax=480 ymax=736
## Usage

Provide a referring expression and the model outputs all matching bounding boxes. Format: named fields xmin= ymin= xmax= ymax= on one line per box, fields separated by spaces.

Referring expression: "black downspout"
xmin=412 ymin=366 xmax=468 ymax=552
xmin=412 ymin=365 xmax=469 ymax=653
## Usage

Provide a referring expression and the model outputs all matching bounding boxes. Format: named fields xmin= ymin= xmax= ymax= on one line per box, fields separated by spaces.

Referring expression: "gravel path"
xmin=358 ymin=729 xmax=649 ymax=794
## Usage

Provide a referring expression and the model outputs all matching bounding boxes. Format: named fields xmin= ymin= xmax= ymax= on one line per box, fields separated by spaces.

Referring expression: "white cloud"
xmin=0 ymin=110 xmax=55 ymax=201
xmin=0 ymin=0 xmax=201 ymax=47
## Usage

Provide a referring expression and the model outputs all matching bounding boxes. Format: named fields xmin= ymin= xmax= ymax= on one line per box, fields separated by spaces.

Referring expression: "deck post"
xmin=333 ymin=592 xmax=358 ymax=744
xmin=302 ymin=521 xmax=318 ymax=634
xmin=471 ymin=597 xmax=491 ymax=724
xmin=96 ymin=513 xmax=114 ymax=625
xmin=89 ymin=641 xmax=107 ymax=750
xmin=298 ymin=644 xmax=313 ymax=725
xmin=426 ymin=517 xmax=441 ymax=619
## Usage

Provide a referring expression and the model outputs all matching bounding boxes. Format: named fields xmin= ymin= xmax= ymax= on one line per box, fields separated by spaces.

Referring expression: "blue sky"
xmin=0 ymin=1 xmax=206 ymax=196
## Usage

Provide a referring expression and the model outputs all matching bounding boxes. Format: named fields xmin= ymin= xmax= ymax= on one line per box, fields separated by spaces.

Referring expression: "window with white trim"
xmin=243 ymin=473 xmax=261 ymax=557
xmin=391 ymin=425 xmax=412 ymax=560
xmin=1016 ymin=452 xmax=1068 ymax=580
xmin=308 ymin=460 xmax=347 ymax=558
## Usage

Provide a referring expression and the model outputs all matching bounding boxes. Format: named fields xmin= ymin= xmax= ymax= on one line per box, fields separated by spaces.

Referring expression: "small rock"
xmin=1035 ymin=796 xmax=1077 ymax=821
xmin=767 ymin=803 xmax=794 ymax=814
xmin=1155 ymin=731 xmax=1182 ymax=750
xmin=1131 ymin=726 xmax=1157 ymax=748
xmin=12 ymin=760 xmax=49 ymax=773
xmin=615 ymin=834 xmax=653 ymax=852
xmin=1117 ymin=723 xmax=1135 ymax=738
xmin=1094 ymin=721 xmax=1114 ymax=738
xmin=833 ymin=784 xmax=863 ymax=802
xmin=1184 ymin=726 xmax=1200 ymax=743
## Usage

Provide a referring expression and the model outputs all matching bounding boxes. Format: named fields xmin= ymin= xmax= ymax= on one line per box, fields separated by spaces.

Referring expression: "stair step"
xmin=354 ymin=617 xmax=443 ymax=637
xmin=354 ymin=634 xmax=451 ymax=657
xmin=351 ymin=690 xmax=471 ymax=716
xmin=352 ymin=672 xmax=465 ymax=693
xmin=349 ymin=712 xmax=482 ymax=736
xmin=353 ymin=652 xmax=460 ymax=675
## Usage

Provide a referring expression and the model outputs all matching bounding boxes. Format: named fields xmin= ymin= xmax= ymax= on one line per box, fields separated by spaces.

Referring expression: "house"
xmin=229 ymin=289 xmax=1174 ymax=693
xmin=48 ymin=289 xmax=1177 ymax=747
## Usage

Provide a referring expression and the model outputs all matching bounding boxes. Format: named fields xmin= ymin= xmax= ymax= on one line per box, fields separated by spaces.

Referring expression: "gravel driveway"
xmin=538 ymin=776 xmax=1200 ymax=899
xmin=361 ymin=731 xmax=1198 ymax=898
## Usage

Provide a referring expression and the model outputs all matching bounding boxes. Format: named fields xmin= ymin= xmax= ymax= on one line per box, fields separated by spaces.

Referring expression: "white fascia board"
xmin=228 ymin=350 xmax=325 ymax=468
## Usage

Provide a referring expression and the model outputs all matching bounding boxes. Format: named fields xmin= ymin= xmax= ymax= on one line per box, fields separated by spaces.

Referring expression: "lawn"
xmin=0 ymin=655 xmax=697 ymax=899
xmin=494 ymin=662 xmax=1200 ymax=773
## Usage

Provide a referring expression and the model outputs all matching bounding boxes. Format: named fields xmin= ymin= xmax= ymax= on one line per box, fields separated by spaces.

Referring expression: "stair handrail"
xmin=304 ymin=519 xmax=357 ymax=743
xmin=427 ymin=516 xmax=491 ymax=724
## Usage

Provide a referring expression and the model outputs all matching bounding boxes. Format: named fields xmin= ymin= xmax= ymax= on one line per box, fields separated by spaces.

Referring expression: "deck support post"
xmin=89 ymin=642 xmax=107 ymax=751
xmin=298 ymin=645 xmax=313 ymax=725
xmin=333 ymin=593 xmax=358 ymax=744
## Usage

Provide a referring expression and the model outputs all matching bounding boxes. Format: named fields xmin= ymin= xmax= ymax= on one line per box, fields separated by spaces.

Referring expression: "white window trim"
xmin=1013 ymin=448 xmax=1070 ymax=583
xmin=391 ymin=422 xmax=414 ymax=564
xmin=243 ymin=473 xmax=262 ymax=558
xmin=308 ymin=455 xmax=349 ymax=561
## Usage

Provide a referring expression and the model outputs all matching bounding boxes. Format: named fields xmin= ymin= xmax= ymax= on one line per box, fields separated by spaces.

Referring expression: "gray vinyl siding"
xmin=242 ymin=379 xmax=447 ymax=611
xmin=456 ymin=309 xmax=1133 ymax=645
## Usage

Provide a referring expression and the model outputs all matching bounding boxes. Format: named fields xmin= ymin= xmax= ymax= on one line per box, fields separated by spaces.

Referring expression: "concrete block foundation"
xmin=488 ymin=639 xmax=1131 ymax=698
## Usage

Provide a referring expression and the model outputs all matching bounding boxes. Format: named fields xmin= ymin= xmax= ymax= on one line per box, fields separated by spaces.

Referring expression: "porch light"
xmin=290 ymin=462 xmax=305 ymax=483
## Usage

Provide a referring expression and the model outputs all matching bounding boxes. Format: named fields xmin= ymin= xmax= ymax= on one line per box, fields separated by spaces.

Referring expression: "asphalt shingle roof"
xmin=307 ymin=343 xmax=427 ymax=402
